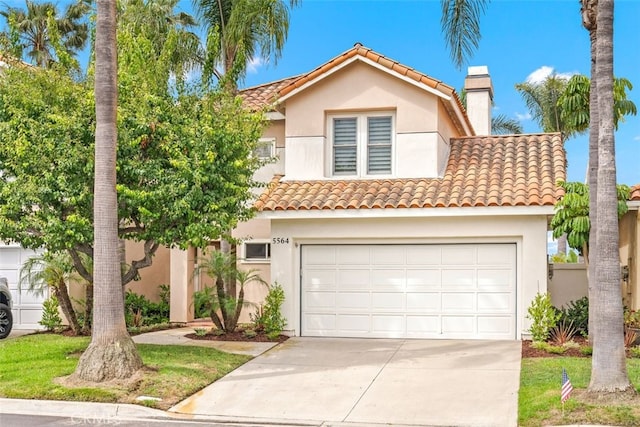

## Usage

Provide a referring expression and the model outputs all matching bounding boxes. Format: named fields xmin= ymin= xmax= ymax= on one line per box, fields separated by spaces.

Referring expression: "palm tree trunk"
xmin=582 ymin=0 xmax=598 ymax=344
xmin=74 ymin=0 xmax=142 ymax=382
xmin=55 ymin=280 xmax=81 ymax=335
xmin=588 ymin=0 xmax=632 ymax=394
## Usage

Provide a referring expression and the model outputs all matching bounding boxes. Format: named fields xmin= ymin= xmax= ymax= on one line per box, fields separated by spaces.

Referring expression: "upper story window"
xmin=330 ymin=112 xmax=394 ymax=177
xmin=253 ymin=138 xmax=276 ymax=159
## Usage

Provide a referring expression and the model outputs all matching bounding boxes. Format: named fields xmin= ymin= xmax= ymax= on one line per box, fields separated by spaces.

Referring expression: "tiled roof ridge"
xmin=239 ymin=74 xmax=304 ymax=94
xmin=630 ymin=184 xmax=640 ymax=201
xmin=278 ymin=42 xmax=456 ymax=97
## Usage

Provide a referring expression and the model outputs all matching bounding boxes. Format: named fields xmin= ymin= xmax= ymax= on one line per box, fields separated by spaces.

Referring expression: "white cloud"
xmin=526 ymin=66 xmax=576 ymax=84
xmin=246 ymin=57 xmax=264 ymax=74
xmin=634 ymin=135 xmax=640 ymax=141
xmin=515 ymin=112 xmax=532 ymax=121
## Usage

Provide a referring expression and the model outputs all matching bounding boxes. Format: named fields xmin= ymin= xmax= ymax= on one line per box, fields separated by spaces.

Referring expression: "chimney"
xmin=464 ymin=66 xmax=493 ymax=135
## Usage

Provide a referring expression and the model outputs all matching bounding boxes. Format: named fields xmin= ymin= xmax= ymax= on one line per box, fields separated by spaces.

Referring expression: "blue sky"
xmin=231 ymin=0 xmax=640 ymax=186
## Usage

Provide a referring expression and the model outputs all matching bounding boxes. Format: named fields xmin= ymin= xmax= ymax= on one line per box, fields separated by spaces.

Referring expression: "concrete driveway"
xmin=170 ymin=338 xmax=521 ymax=427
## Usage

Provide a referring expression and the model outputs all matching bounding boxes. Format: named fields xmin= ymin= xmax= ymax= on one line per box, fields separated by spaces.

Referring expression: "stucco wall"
xmin=548 ymin=263 xmax=588 ymax=309
xmin=268 ymin=213 xmax=549 ymax=338
xmin=620 ymin=210 xmax=639 ymax=309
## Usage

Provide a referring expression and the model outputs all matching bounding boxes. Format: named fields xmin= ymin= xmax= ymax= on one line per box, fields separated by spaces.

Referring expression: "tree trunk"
xmin=55 ymin=280 xmax=81 ymax=335
xmin=82 ymin=281 xmax=93 ymax=335
xmin=582 ymin=0 xmax=598 ymax=344
xmin=588 ymin=0 xmax=632 ymax=394
xmin=74 ymin=0 xmax=142 ymax=382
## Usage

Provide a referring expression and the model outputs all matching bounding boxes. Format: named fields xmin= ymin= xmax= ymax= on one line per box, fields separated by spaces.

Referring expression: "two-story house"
xmin=167 ymin=43 xmax=565 ymax=340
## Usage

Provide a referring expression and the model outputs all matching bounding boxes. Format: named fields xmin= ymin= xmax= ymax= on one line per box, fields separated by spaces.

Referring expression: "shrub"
xmin=560 ymin=296 xmax=589 ymax=335
xmin=549 ymin=321 xmax=577 ymax=346
xmin=243 ymin=329 xmax=257 ymax=339
xmin=39 ymin=296 xmax=63 ymax=331
xmin=629 ymin=346 xmax=640 ymax=358
xmin=580 ymin=346 xmax=593 ymax=356
xmin=527 ymin=292 xmax=560 ymax=342
xmin=125 ymin=288 xmax=170 ymax=327
xmin=193 ymin=327 xmax=208 ymax=337
xmin=263 ymin=283 xmax=287 ymax=340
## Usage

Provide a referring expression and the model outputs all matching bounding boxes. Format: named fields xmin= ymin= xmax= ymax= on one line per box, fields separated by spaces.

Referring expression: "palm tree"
xmin=193 ymin=0 xmax=299 ymax=86
xmin=490 ymin=114 xmax=523 ymax=135
xmin=440 ymin=0 xmax=634 ymax=395
xmin=0 ymin=0 xmax=89 ymax=68
xmin=74 ymin=0 xmax=143 ymax=382
xmin=440 ymin=0 xmax=489 ymax=70
xmin=515 ymin=75 xmax=570 ymax=136
xmin=588 ymin=0 xmax=632 ymax=394
xmin=19 ymin=252 xmax=83 ymax=335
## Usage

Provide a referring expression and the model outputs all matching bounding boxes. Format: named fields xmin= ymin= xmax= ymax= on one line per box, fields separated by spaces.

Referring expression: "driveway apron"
xmin=170 ymin=338 xmax=521 ymax=427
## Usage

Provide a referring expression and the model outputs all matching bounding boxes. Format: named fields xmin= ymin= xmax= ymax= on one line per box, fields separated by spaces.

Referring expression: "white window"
xmin=243 ymin=241 xmax=271 ymax=262
xmin=330 ymin=113 xmax=394 ymax=177
xmin=253 ymin=138 xmax=275 ymax=159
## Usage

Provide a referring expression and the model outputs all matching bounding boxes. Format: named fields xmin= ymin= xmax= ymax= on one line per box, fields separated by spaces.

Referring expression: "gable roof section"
xmin=255 ymin=133 xmax=565 ymax=211
xmin=238 ymin=43 xmax=473 ymax=135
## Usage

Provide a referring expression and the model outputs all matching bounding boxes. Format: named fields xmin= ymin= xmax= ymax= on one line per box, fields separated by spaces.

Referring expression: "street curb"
xmin=0 ymin=398 xmax=167 ymax=421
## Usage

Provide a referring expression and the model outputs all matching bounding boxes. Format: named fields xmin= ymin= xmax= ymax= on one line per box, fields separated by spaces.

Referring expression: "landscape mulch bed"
xmin=185 ymin=329 xmax=289 ymax=343
xmin=522 ymin=338 xmax=589 ymax=358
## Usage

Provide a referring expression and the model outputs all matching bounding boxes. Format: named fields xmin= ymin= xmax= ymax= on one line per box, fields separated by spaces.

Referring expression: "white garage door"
xmin=301 ymin=244 xmax=516 ymax=339
xmin=0 ymin=244 xmax=45 ymax=329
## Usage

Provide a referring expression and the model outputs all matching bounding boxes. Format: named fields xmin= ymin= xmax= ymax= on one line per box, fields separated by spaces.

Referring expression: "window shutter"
xmin=367 ymin=116 xmax=392 ymax=174
xmin=333 ymin=118 xmax=357 ymax=174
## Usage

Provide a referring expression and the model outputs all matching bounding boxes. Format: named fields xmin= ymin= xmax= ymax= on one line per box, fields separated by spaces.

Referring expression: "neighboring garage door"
xmin=301 ymin=244 xmax=516 ymax=340
xmin=0 ymin=244 xmax=45 ymax=329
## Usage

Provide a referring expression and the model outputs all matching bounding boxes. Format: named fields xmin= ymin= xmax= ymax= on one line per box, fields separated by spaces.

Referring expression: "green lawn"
xmin=520 ymin=357 xmax=640 ymax=426
xmin=0 ymin=334 xmax=251 ymax=409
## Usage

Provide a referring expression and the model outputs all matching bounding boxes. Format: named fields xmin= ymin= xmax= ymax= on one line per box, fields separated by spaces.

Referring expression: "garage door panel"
xmin=337 ymin=269 xmax=370 ymax=289
xmin=442 ymin=316 xmax=475 ymax=334
xmin=442 ymin=293 xmax=474 ymax=311
xmin=441 ymin=269 xmax=475 ymax=287
xmin=406 ymin=316 xmax=440 ymax=334
xmin=337 ymin=314 xmax=370 ymax=333
xmin=478 ymin=293 xmax=511 ymax=311
xmin=478 ymin=316 xmax=512 ymax=334
xmin=304 ymin=313 xmax=336 ymax=331
xmin=441 ymin=246 xmax=476 ymax=264
xmin=406 ymin=269 xmax=441 ymax=288
xmin=371 ymin=247 xmax=405 ymax=265
xmin=305 ymin=292 xmax=336 ymax=309
xmin=406 ymin=246 xmax=442 ymax=265
xmin=1 ymin=245 xmax=45 ymax=329
xmin=371 ymin=269 xmax=405 ymax=289
xmin=336 ymin=292 xmax=370 ymax=309
xmin=301 ymin=244 xmax=516 ymax=340
xmin=478 ymin=269 xmax=512 ymax=287
xmin=372 ymin=293 xmax=404 ymax=310
xmin=406 ymin=292 xmax=441 ymax=311
xmin=304 ymin=270 xmax=336 ymax=289
xmin=337 ymin=247 xmax=370 ymax=265
xmin=0 ymin=270 xmax=19 ymax=283
xmin=477 ymin=245 xmax=514 ymax=265
xmin=304 ymin=246 xmax=337 ymax=265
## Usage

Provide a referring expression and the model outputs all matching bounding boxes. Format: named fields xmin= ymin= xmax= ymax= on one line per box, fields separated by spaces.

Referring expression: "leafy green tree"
xmin=0 ymin=0 xmax=89 ymax=68
xmin=551 ymin=181 xmax=630 ymax=264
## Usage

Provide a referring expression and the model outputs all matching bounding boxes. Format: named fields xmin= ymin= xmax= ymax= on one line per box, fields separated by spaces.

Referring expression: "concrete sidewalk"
xmin=170 ymin=338 xmax=522 ymax=427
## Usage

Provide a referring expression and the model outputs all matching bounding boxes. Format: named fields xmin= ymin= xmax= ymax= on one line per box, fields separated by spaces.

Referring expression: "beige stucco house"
xmin=158 ymin=44 xmax=567 ymax=340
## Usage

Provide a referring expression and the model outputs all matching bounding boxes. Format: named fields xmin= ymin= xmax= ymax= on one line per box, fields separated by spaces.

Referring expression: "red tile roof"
xmin=631 ymin=185 xmax=640 ymax=201
xmin=255 ymin=133 xmax=565 ymax=211
xmin=239 ymin=75 xmax=300 ymax=111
